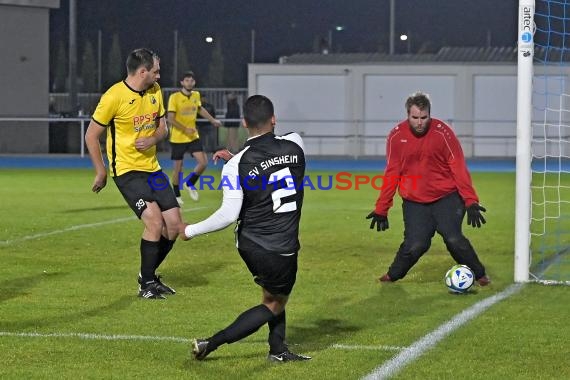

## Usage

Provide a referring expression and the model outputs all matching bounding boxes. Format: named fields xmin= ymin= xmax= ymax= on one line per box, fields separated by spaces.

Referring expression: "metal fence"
xmin=50 ymin=88 xmax=248 ymax=117
xmin=0 ymin=116 xmax=536 ymax=158
xmin=0 ymin=116 xmax=244 ymax=156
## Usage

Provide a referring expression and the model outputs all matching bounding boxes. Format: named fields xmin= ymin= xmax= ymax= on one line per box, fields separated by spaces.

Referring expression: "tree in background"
xmin=81 ymin=40 xmax=97 ymax=92
xmin=106 ymin=33 xmax=123 ymax=87
xmin=52 ymin=40 xmax=67 ymax=92
xmin=206 ymin=38 xmax=224 ymax=87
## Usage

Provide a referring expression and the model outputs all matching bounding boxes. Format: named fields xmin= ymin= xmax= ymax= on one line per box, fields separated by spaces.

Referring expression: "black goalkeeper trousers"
xmin=387 ymin=192 xmax=486 ymax=280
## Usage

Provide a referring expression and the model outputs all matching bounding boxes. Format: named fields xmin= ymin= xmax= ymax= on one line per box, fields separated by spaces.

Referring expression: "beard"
xmin=410 ymin=124 xmax=429 ymax=137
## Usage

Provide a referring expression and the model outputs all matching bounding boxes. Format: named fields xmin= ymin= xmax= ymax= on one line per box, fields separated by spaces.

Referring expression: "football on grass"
xmin=445 ymin=264 xmax=474 ymax=293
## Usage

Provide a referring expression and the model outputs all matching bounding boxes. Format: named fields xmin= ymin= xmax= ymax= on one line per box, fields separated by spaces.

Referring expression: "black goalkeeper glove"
xmin=366 ymin=211 xmax=389 ymax=231
xmin=466 ymin=203 xmax=487 ymax=228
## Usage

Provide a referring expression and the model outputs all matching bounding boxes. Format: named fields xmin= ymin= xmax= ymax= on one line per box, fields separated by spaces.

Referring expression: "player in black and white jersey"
xmin=179 ymin=95 xmax=311 ymax=362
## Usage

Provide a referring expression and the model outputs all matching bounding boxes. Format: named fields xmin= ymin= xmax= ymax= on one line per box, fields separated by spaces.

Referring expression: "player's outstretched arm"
xmin=198 ymin=107 xmax=222 ymax=128
xmin=213 ymin=149 xmax=234 ymax=164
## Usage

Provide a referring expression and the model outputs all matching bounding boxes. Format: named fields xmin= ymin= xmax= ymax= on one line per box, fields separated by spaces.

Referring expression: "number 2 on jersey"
xmin=268 ymin=167 xmax=297 ymax=213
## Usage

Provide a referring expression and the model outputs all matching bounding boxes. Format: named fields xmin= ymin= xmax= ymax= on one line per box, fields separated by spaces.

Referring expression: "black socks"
xmin=172 ymin=183 xmax=181 ymax=197
xmin=173 ymin=172 xmax=200 ymax=193
xmin=186 ymin=173 xmax=200 ymax=188
xmin=268 ymin=311 xmax=287 ymax=354
xmin=156 ymin=235 xmax=175 ymax=271
xmin=140 ymin=239 xmax=160 ymax=284
xmin=208 ymin=304 xmax=274 ymax=350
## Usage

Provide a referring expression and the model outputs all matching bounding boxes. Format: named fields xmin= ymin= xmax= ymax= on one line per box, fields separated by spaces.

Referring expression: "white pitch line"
xmin=0 ymin=207 xmax=207 ymax=246
xmin=0 ymin=331 xmax=190 ymax=343
xmin=0 ymin=216 xmax=137 ymax=245
xmin=332 ymin=343 xmax=405 ymax=352
xmin=0 ymin=331 xmax=406 ymax=353
xmin=362 ymin=283 xmax=524 ymax=380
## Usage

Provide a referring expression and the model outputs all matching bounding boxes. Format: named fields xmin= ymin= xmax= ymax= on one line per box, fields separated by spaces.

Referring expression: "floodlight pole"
xmin=389 ymin=0 xmax=395 ymax=54
xmin=251 ymin=29 xmax=255 ymax=63
xmin=173 ymin=30 xmax=179 ymax=87
xmin=97 ymin=29 xmax=102 ymax=93
xmin=68 ymin=0 xmax=78 ymax=114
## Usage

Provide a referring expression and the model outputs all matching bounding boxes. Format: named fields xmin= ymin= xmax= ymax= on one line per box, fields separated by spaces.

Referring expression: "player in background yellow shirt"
xmin=168 ymin=71 xmax=221 ymax=205
xmin=85 ymin=48 xmax=183 ymax=299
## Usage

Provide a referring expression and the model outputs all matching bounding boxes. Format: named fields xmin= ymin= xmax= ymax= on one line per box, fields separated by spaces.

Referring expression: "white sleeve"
xmin=278 ymin=132 xmax=305 ymax=153
xmin=184 ymin=154 xmax=244 ymax=238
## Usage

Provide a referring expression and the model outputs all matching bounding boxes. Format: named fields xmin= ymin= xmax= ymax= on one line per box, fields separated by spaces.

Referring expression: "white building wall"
xmin=0 ymin=0 xmax=60 ymax=153
xmin=248 ymin=63 xmax=547 ymax=158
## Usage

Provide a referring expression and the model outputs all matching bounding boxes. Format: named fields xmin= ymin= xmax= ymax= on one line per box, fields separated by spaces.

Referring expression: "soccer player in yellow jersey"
xmin=85 ymin=48 xmax=182 ymax=299
xmin=168 ymin=71 xmax=221 ymax=205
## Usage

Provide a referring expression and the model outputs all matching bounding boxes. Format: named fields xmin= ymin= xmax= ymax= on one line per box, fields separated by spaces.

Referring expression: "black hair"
xmin=243 ymin=95 xmax=274 ymax=128
xmin=126 ymin=48 xmax=159 ymax=75
xmin=180 ymin=71 xmax=195 ymax=81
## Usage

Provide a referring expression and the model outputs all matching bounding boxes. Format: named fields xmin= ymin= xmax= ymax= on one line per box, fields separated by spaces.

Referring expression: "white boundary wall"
xmin=248 ymin=63 xmax=534 ymax=157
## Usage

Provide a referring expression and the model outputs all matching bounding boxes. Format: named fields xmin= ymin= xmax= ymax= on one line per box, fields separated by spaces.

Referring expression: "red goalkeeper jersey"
xmin=374 ymin=118 xmax=479 ymax=216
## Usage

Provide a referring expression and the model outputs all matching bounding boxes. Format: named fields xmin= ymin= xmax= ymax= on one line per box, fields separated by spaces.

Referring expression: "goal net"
xmin=516 ymin=0 xmax=570 ymax=284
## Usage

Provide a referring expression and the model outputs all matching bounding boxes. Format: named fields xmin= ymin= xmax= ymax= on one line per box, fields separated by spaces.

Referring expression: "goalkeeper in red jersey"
xmin=366 ymin=91 xmax=490 ymax=286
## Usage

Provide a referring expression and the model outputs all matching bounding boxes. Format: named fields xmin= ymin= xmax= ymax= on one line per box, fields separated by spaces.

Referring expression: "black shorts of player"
xmin=112 ymin=170 xmax=179 ymax=219
xmin=238 ymin=248 xmax=298 ymax=296
xmin=170 ymin=140 xmax=204 ymax=160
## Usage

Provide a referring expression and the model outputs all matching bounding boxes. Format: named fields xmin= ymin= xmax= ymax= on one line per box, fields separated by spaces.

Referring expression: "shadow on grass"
xmin=0 ymin=273 xmax=49 ymax=303
xmin=286 ymin=282 xmax=443 ymax=353
xmin=0 ymin=289 xmax=134 ymax=331
xmin=165 ymin=261 xmax=228 ymax=289
xmin=181 ymin=350 xmax=262 ymax=368
xmin=288 ymin=317 xmax=362 ymax=352
xmin=60 ymin=205 xmax=128 ymax=213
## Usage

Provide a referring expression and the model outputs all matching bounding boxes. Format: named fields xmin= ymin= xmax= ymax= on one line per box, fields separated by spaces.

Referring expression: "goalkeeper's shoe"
xmin=267 ymin=350 xmax=312 ymax=363
xmin=138 ymin=281 xmax=166 ymax=299
xmin=379 ymin=273 xmax=393 ymax=282
xmin=477 ymin=275 xmax=491 ymax=286
xmin=192 ymin=339 xmax=213 ymax=360
xmin=138 ymin=275 xmax=176 ymax=295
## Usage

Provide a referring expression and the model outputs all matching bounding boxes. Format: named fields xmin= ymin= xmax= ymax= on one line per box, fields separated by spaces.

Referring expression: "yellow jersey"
xmin=167 ymin=90 xmax=201 ymax=143
xmin=92 ymin=81 xmax=165 ymax=177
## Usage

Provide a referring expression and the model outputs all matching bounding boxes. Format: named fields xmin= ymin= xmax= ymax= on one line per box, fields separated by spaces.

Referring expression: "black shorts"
xmin=112 ymin=170 xmax=179 ymax=218
xmin=170 ymin=140 xmax=203 ymax=160
xmin=238 ymin=248 xmax=298 ymax=296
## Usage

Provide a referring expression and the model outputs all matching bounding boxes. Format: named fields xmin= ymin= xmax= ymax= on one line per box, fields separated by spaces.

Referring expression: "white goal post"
xmin=516 ymin=0 xmax=570 ymax=285
xmin=515 ymin=0 xmax=534 ymax=282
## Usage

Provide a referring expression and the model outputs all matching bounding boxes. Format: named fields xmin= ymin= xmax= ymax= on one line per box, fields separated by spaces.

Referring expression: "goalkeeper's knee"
xmin=444 ymin=235 xmax=472 ymax=253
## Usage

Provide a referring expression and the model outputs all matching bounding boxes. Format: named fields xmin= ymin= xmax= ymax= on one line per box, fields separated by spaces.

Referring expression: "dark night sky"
xmin=50 ymin=0 xmax=518 ymax=87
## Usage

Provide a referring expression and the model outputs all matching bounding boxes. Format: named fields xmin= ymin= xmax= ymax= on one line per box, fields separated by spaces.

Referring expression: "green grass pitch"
xmin=0 ymin=168 xmax=569 ymax=379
